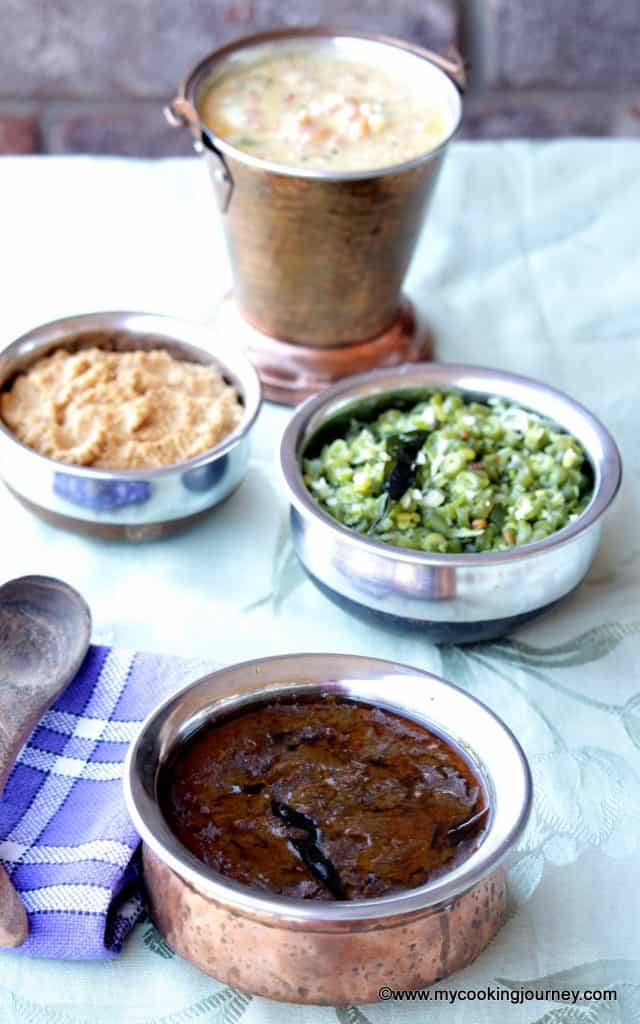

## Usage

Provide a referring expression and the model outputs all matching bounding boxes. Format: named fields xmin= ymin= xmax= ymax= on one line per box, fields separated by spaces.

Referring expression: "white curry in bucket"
xmin=199 ymin=45 xmax=454 ymax=173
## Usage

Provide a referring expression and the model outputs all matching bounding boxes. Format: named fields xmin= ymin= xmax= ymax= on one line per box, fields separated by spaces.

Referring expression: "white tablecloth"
xmin=0 ymin=144 xmax=638 ymax=1022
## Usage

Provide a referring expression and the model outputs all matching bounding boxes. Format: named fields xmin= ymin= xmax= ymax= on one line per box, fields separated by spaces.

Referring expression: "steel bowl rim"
xmin=0 ymin=310 xmax=262 ymax=480
xmin=124 ymin=651 xmax=532 ymax=924
xmin=280 ymin=361 xmax=622 ymax=568
xmin=183 ymin=26 xmax=463 ymax=182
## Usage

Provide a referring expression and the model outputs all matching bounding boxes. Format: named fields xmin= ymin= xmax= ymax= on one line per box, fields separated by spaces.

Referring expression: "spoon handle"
xmin=0 ymin=865 xmax=27 ymax=946
xmin=0 ymin=575 xmax=92 ymax=948
xmin=0 ymin=699 xmax=54 ymax=947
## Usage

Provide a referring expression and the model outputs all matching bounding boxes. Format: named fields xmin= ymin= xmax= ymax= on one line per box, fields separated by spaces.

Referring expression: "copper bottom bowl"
xmin=124 ymin=654 xmax=531 ymax=1004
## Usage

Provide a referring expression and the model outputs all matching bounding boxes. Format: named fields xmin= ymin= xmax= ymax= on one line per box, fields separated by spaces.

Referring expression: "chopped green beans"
xmin=302 ymin=392 xmax=593 ymax=553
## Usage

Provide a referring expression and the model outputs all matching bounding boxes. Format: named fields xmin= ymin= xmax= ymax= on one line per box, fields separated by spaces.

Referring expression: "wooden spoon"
xmin=0 ymin=576 xmax=91 ymax=947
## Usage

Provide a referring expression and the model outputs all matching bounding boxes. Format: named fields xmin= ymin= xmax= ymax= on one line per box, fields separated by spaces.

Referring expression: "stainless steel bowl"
xmin=124 ymin=652 xmax=532 ymax=1003
xmin=0 ymin=311 xmax=262 ymax=540
xmin=280 ymin=364 xmax=622 ymax=644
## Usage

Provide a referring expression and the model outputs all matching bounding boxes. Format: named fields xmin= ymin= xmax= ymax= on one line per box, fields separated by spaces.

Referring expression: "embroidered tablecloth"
xmin=0 ymin=143 xmax=638 ymax=1022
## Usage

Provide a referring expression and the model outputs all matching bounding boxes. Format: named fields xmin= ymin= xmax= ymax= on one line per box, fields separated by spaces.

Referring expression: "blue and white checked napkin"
xmin=0 ymin=644 xmax=213 ymax=960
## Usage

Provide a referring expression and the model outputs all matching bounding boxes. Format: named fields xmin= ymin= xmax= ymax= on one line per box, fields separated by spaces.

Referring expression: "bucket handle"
xmin=164 ymin=36 xmax=465 ymax=213
xmin=406 ymin=44 xmax=466 ymax=92
xmin=164 ymin=98 xmax=234 ymax=212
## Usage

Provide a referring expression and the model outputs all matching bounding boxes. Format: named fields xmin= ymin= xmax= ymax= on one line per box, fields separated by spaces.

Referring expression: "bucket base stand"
xmin=214 ymin=294 xmax=433 ymax=405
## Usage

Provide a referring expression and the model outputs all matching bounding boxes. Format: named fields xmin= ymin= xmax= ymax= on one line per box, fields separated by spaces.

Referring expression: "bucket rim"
xmin=176 ymin=26 xmax=464 ymax=182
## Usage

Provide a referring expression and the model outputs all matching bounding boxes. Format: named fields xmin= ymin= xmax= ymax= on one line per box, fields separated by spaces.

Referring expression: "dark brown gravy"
xmin=161 ymin=697 xmax=486 ymax=900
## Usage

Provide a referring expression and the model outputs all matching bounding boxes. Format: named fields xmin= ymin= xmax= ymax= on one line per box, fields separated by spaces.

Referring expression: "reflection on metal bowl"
xmin=53 ymin=474 xmax=152 ymax=511
xmin=181 ymin=455 xmax=228 ymax=493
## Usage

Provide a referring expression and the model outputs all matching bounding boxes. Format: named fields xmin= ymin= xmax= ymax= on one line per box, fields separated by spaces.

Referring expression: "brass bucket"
xmin=167 ymin=28 xmax=464 ymax=399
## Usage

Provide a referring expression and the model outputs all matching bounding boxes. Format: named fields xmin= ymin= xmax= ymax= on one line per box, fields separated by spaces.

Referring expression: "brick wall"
xmin=460 ymin=0 xmax=640 ymax=138
xmin=1 ymin=0 xmax=639 ymax=155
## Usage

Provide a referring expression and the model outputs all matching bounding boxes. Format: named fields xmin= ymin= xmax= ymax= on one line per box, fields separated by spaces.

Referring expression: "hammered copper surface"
xmin=215 ymin=294 xmax=432 ymax=404
xmin=169 ymin=29 xmax=460 ymax=349
xmin=143 ymin=846 xmax=507 ymax=1005
xmin=209 ymin=154 xmax=446 ymax=347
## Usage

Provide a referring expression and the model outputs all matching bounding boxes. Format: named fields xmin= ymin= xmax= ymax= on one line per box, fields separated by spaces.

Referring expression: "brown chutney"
xmin=161 ymin=697 xmax=486 ymax=901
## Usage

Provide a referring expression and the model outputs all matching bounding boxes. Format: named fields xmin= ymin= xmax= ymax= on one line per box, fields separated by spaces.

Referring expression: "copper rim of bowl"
xmin=124 ymin=652 xmax=532 ymax=924
xmin=181 ymin=27 xmax=464 ymax=181
xmin=280 ymin=362 xmax=622 ymax=568
xmin=0 ymin=310 xmax=262 ymax=478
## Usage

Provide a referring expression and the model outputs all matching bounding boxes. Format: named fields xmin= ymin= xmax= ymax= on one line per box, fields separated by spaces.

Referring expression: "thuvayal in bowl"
xmin=280 ymin=364 xmax=622 ymax=643
xmin=124 ymin=653 xmax=532 ymax=1003
xmin=1 ymin=346 xmax=243 ymax=471
xmin=0 ymin=312 xmax=261 ymax=540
